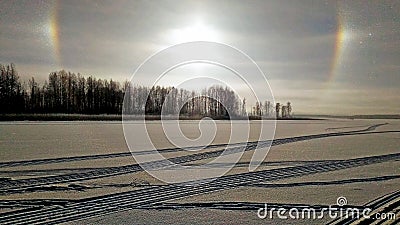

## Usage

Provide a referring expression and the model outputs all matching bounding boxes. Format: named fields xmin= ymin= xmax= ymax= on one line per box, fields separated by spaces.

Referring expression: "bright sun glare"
xmin=168 ymin=21 xmax=221 ymax=44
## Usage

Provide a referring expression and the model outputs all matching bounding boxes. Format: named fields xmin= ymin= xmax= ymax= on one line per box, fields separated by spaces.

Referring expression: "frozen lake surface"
xmin=1 ymin=119 xmax=397 ymax=161
xmin=0 ymin=119 xmax=398 ymax=224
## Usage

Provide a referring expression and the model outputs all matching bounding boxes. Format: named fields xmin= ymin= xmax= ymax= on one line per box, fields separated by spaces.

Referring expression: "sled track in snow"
xmin=0 ymin=124 xmax=396 ymax=193
xmin=0 ymin=123 xmax=388 ymax=168
xmin=0 ymin=152 xmax=399 ymax=224
xmin=0 ymin=142 xmax=245 ymax=168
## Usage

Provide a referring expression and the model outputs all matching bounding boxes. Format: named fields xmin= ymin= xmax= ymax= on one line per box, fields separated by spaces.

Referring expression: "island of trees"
xmin=0 ymin=63 xmax=293 ymax=119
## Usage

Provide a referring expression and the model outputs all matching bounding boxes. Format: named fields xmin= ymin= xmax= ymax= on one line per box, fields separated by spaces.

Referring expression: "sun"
xmin=167 ymin=21 xmax=221 ymax=44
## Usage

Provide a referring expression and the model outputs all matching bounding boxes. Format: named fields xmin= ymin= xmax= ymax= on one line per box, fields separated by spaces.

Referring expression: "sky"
xmin=0 ymin=0 xmax=399 ymax=115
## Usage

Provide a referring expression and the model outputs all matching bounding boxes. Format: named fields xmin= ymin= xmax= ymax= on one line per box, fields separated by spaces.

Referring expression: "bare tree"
xmin=275 ymin=103 xmax=281 ymax=119
xmin=287 ymin=102 xmax=292 ymax=118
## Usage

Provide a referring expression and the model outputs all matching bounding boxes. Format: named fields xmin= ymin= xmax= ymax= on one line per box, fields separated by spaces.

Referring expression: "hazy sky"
xmin=1 ymin=0 xmax=399 ymax=115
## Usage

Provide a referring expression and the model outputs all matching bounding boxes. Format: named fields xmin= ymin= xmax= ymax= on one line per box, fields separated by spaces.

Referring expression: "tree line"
xmin=125 ymin=84 xmax=241 ymax=117
xmin=250 ymin=101 xmax=292 ymax=118
xmin=0 ymin=63 xmax=292 ymax=118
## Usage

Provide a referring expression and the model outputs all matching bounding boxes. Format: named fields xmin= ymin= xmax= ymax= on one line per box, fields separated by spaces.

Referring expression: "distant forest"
xmin=0 ymin=63 xmax=292 ymax=118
